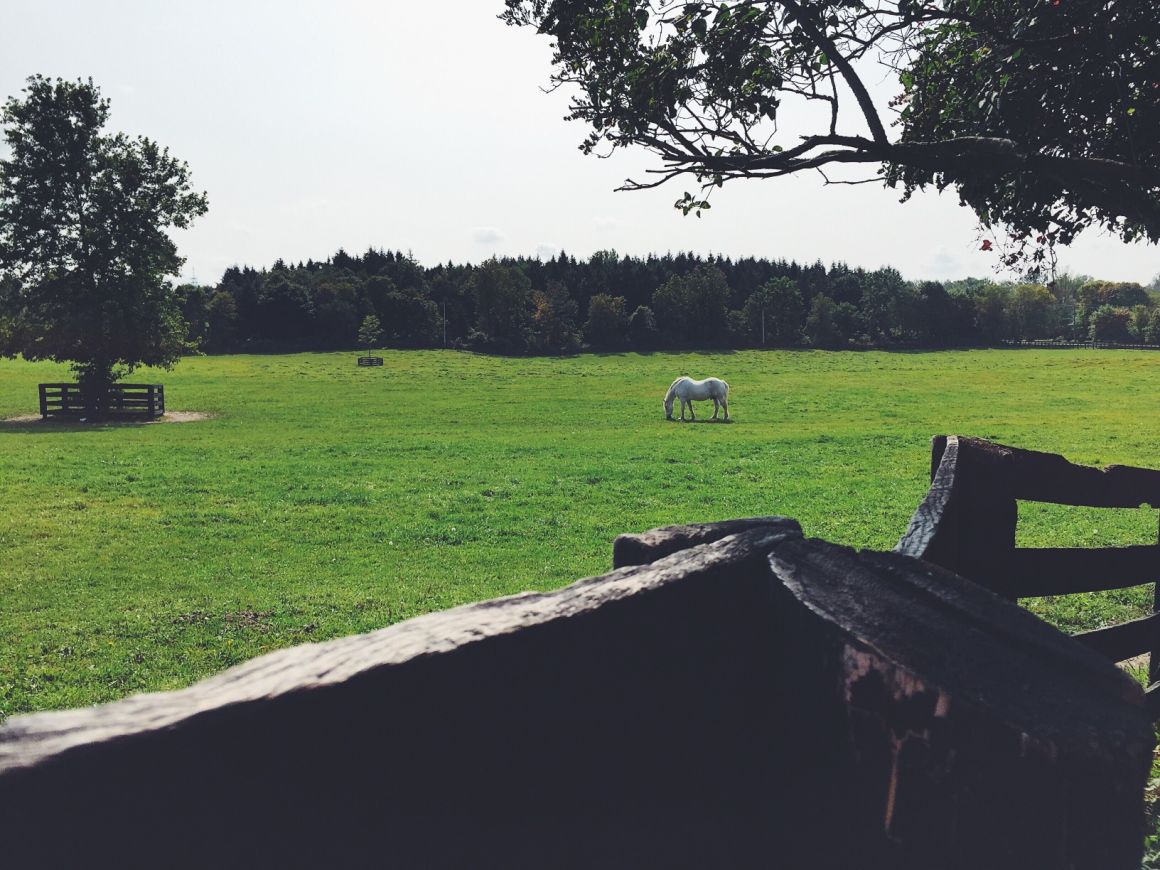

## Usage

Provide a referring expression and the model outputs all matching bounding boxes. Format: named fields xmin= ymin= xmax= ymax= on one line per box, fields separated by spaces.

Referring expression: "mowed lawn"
xmin=2 ymin=348 xmax=1159 ymax=720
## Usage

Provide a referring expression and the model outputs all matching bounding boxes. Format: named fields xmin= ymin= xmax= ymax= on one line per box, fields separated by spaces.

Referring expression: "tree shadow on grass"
xmin=590 ymin=348 xmax=739 ymax=358
xmin=0 ymin=411 xmax=212 ymax=433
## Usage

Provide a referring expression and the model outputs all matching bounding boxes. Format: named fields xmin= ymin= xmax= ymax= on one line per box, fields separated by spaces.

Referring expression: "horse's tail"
xmin=719 ymin=379 xmax=730 ymax=398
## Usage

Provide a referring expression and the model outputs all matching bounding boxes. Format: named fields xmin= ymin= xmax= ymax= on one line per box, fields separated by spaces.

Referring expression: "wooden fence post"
xmin=953 ymin=440 xmax=1019 ymax=600
xmin=1152 ymin=513 xmax=1160 ymax=687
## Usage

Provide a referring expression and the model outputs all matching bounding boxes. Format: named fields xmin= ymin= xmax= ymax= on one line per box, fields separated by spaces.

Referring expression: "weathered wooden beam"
xmin=770 ymin=540 xmax=1151 ymax=869
xmin=1009 ymin=545 xmax=1160 ymax=596
xmin=0 ymin=527 xmax=1150 ymax=869
xmin=612 ymin=515 xmax=801 ymax=567
xmin=897 ymin=435 xmax=1020 ymax=597
xmin=955 ymin=436 xmax=1160 ymax=508
xmin=1074 ymin=613 xmax=1160 ymax=662
xmin=896 ymin=434 xmax=960 ymax=565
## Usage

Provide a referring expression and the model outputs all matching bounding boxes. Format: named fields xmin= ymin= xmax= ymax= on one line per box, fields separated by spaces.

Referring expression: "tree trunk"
xmin=72 ymin=360 xmax=116 ymax=417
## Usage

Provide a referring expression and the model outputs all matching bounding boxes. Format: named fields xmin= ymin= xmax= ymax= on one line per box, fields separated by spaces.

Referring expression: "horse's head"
xmin=663 ymin=387 xmax=676 ymax=420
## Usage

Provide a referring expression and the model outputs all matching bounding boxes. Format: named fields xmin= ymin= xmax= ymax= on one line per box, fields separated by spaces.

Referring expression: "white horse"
xmin=663 ymin=376 xmax=730 ymax=422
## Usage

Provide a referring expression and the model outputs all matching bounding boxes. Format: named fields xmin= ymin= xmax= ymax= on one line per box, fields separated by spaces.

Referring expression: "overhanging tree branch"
xmin=503 ymin=0 xmax=1160 ymax=256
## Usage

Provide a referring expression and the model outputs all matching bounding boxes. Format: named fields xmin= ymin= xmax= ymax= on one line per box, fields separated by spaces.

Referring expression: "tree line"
xmin=175 ymin=249 xmax=1160 ymax=355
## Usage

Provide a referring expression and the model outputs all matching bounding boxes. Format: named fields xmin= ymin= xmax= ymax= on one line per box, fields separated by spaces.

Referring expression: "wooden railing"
xmin=1 ymin=521 xmax=1151 ymax=867
xmin=38 ymin=383 xmax=165 ymax=419
xmin=1002 ymin=340 xmax=1160 ymax=351
xmin=897 ymin=435 xmax=1160 ymax=716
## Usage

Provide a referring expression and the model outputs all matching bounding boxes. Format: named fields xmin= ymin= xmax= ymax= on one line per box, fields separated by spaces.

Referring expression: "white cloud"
xmin=535 ymin=243 xmax=560 ymax=259
xmin=925 ymin=249 xmax=962 ymax=280
xmin=472 ymin=226 xmax=505 ymax=245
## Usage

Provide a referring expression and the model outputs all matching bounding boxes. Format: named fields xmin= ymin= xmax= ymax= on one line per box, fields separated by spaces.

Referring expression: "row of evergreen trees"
xmin=174 ymin=249 xmax=1160 ymax=355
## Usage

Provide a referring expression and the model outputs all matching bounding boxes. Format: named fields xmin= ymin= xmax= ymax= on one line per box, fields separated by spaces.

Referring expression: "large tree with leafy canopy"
xmin=0 ymin=76 xmax=208 ymax=407
xmin=502 ymin=0 xmax=1159 ymax=275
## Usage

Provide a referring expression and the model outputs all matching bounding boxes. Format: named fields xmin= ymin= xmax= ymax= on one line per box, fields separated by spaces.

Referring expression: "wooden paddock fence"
xmin=357 ymin=356 xmax=384 ymax=366
xmin=38 ymin=383 xmax=164 ymax=420
xmin=1002 ymin=339 xmax=1160 ymax=351
xmin=897 ymin=435 xmax=1160 ymax=717
xmin=1 ymin=517 xmax=1151 ymax=868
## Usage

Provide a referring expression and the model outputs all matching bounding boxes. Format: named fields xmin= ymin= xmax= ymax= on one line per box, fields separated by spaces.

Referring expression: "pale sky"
xmin=2 ymin=0 xmax=1157 ymax=285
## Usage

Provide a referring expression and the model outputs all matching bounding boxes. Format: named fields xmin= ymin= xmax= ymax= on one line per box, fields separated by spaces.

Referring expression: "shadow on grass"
xmin=589 ymin=348 xmax=739 ymax=358
xmin=0 ymin=411 xmax=212 ymax=433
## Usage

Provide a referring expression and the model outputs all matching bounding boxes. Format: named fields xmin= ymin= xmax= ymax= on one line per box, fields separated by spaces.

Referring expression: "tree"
xmin=627 ymin=304 xmax=658 ymax=349
xmin=913 ymin=281 xmax=958 ymax=347
xmin=530 ymin=281 xmax=581 ymax=353
xmin=1130 ymin=305 xmax=1152 ymax=342
xmin=861 ymin=268 xmax=908 ymax=342
xmin=651 ymin=265 xmax=730 ymax=346
xmin=175 ymin=283 xmax=212 ymax=348
xmin=802 ymin=295 xmax=845 ymax=349
xmin=467 ymin=259 xmax=533 ymax=353
xmin=1075 ymin=280 xmax=1150 ymax=337
xmin=204 ymin=290 xmax=238 ymax=352
xmin=255 ymin=269 xmax=314 ymax=344
xmin=972 ymin=283 xmax=1010 ymax=343
xmin=1144 ymin=309 xmax=1160 ymax=345
xmin=378 ymin=287 xmax=440 ymax=347
xmin=584 ymin=293 xmax=628 ymax=349
xmin=1089 ymin=305 xmax=1133 ymax=343
xmin=1005 ymin=284 xmax=1057 ymax=340
xmin=742 ymin=277 xmax=802 ymax=346
xmin=503 ymin=1 xmax=1160 ymax=271
xmin=0 ymin=76 xmax=207 ymax=407
xmin=358 ymin=314 xmax=384 ymax=349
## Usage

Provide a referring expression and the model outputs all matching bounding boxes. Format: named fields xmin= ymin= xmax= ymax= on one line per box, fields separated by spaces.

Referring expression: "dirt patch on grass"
xmin=1 ymin=410 xmax=213 ymax=425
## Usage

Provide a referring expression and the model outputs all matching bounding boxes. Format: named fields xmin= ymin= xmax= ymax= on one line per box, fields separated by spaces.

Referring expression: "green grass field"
xmin=2 ymin=348 xmax=1159 ymax=721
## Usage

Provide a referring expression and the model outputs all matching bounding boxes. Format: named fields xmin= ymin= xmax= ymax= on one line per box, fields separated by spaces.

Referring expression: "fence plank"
xmin=953 ymin=436 xmax=1160 ymax=508
xmin=1008 ymin=546 xmax=1160 ymax=597
xmin=1147 ymin=683 xmax=1160 ymax=719
xmin=0 ymin=531 xmax=1151 ymax=868
xmin=613 ymin=516 xmax=801 ymax=567
xmin=896 ymin=436 xmax=957 ymax=563
xmin=1073 ymin=614 xmax=1160 ymax=663
xmin=38 ymin=383 xmax=165 ymax=419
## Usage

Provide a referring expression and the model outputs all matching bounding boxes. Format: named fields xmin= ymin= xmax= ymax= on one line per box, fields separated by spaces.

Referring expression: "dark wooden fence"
xmin=357 ymin=356 xmax=384 ymax=366
xmin=1 ymin=520 xmax=1151 ymax=868
xmin=1002 ymin=339 xmax=1160 ymax=351
xmin=897 ymin=435 xmax=1160 ymax=716
xmin=38 ymin=383 xmax=165 ymax=419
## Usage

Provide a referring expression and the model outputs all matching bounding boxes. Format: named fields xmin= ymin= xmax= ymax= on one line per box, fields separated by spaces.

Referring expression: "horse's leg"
xmin=711 ymin=397 xmax=719 ymax=421
xmin=688 ymin=399 xmax=695 ymax=421
xmin=722 ymin=396 xmax=729 ymax=422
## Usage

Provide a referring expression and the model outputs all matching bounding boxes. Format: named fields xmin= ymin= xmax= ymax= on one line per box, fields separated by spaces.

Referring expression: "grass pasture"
xmin=2 ymin=347 xmax=1160 ymax=720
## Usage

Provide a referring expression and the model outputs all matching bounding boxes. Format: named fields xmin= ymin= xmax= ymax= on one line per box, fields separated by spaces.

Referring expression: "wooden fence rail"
xmin=1002 ymin=340 xmax=1160 ymax=351
xmin=38 ymin=383 xmax=164 ymax=420
xmin=1 ymin=522 xmax=1151 ymax=868
xmin=897 ymin=435 xmax=1160 ymax=716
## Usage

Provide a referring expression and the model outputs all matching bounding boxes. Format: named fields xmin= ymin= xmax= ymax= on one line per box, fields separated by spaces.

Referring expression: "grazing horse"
xmin=663 ymin=376 xmax=730 ymax=422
